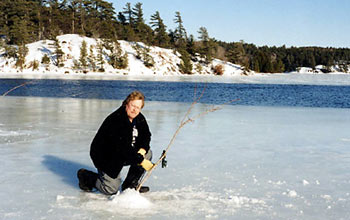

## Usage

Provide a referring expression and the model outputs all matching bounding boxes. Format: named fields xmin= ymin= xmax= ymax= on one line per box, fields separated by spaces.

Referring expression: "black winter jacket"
xmin=90 ymin=106 xmax=151 ymax=178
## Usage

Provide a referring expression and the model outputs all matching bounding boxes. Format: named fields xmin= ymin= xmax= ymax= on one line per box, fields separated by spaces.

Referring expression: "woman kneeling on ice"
xmin=77 ymin=91 xmax=153 ymax=194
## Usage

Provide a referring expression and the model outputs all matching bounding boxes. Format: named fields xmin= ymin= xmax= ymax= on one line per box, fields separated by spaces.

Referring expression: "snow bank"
xmin=0 ymin=34 xmax=245 ymax=77
xmin=294 ymin=65 xmax=350 ymax=74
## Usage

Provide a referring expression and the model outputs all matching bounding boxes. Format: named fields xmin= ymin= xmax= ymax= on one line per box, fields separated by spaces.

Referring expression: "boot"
xmin=77 ymin=168 xmax=98 ymax=192
xmin=121 ymin=165 xmax=149 ymax=193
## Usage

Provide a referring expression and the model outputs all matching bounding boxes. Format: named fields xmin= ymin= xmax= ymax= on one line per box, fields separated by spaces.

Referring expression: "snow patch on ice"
xmin=109 ymin=189 xmax=153 ymax=209
xmin=56 ymin=191 xmax=154 ymax=217
xmin=284 ymin=190 xmax=298 ymax=198
xmin=56 ymin=187 xmax=267 ymax=218
xmin=147 ymin=186 xmax=267 ymax=217
xmin=0 ymin=129 xmax=26 ymax=137
xmin=268 ymin=180 xmax=286 ymax=186
xmin=285 ymin=203 xmax=294 ymax=209
xmin=341 ymin=138 xmax=350 ymax=142
xmin=302 ymin=180 xmax=310 ymax=186
xmin=321 ymin=195 xmax=332 ymax=201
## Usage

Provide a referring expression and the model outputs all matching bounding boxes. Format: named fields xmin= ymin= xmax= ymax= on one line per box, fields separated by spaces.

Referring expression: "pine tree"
xmin=79 ymin=40 xmax=88 ymax=68
xmin=96 ymin=41 xmax=105 ymax=71
xmin=198 ymin=27 xmax=209 ymax=42
xmin=132 ymin=2 xmax=144 ymax=27
xmin=178 ymin=48 xmax=192 ymax=74
xmin=54 ymin=38 xmax=64 ymax=67
xmin=273 ymin=59 xmax=285 ymax=73
xmin=122 ymin=3 xmax=133 ymax=25
xmin=226 ymin=41 xmax=249 ymax=69
xmin=46 ymin=0 xmax=63 ymax=39
xmin=10 ymin=17 xmax=30 ymax=44
xmin=186 ymin=34 xmax=197 ymax=56
xmin=150 ymin=11 xmax=170 ymax=47
xmin=142 ymin=45 xmax=154 ymax=68
xmin=173 ymin=11 xmax=187 ymax=48
xmin=88 ymin=45 xmax=97 ymax=71
xmin=83 ymin=0 xmax=116 ymax=38
xmin=4 ymin=44 xmax=17 ymax=59
xmin=121 ymin=3 xmax=138 ymax=41
xmin=15 ymin=43 xmax=28 ymax=70
xmin=0 ymin=0 xmax=6 ymax=36
xmin=77 ymin=0 xmax=86 ymax=36
xmin=106 ymin=38 xmax=128 ymax=69
xmin=3 ymin=0 xmax=38 ymax=44
xmin=308 ymin=53 xmax=316 ymax=69
xmin=132 ymin=43 xmax=154 ymax=68
xmin=251 ymin=57 xmax=260 ymax=72
xmin=35 ymin=0 xmax=47 ymax=41
xmin=197 ymin=27 xmax=215 ymax=64
xmin=69 ymin=0 xmax=79 ymax=34
xmin=132 ymin=42 xmax=142 ymax=59
xmin=131 ymin=2 xmax=153 ymax=44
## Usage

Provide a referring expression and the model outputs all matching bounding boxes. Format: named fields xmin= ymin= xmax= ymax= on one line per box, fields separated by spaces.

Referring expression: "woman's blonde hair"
xmin=122 ymin=91 xmax=145 ymax=108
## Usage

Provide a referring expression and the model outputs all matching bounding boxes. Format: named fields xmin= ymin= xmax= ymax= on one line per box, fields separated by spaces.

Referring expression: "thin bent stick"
xmin=180 ymin=83 xmax=207 ymax=124
xmin=137 ymin=86 xmax=207 ymax=191
xmin=2 ymin=81 xmax=33 ymax=96
xmin=136 ymin=91 xmax=239 ymax=191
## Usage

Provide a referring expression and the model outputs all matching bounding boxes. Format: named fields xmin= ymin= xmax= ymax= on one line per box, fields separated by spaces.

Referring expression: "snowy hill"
xmin=0 ymin=34 xmax=247 ymax=77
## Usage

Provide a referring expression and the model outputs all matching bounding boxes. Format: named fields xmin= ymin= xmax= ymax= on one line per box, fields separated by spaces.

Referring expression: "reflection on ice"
xmin=1 ymin=96 xmax=350 ymax=219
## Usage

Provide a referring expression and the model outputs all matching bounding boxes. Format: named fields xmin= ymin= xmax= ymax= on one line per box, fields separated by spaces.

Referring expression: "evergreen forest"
xmin=1 ymin=0 xmax=350 ymax=73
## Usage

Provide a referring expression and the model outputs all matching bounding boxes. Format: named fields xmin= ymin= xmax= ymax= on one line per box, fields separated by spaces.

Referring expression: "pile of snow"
xmin=0 ymin=34 xmax=246 ymax=77
xmin=109 ymin=189 xmax=152 ymax=209
xmin=294 ymin=65 xmax=350 ymax=74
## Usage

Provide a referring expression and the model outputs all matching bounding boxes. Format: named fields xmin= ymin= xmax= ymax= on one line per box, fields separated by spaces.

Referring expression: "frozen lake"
xmin=1 ymin=77 xmax=350 ymax=108
xmin=1 ymin=95 xmax=350 ymax=219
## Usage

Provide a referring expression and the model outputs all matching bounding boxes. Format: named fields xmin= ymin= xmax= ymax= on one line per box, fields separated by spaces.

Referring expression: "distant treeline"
xmin=1 ymin=0 xmax=349 ymax=73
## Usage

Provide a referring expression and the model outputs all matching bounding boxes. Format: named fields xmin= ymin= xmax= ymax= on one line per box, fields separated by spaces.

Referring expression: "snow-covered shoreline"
xmin=0 ymin=34 xmax=247 ymax=78
xmin=2 ymin=34 xmax=349 ymax=84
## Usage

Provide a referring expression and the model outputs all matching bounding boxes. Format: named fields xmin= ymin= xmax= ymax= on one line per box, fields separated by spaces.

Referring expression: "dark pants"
xmin=95 ymin=150 xmax=152 ymax=195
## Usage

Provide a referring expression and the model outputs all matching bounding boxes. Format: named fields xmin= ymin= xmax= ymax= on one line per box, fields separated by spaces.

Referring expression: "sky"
xmin=109 ymin=0 xmax=350 ymax=48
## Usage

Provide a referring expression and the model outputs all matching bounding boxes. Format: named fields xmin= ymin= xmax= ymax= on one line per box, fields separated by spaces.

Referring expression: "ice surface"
xmin=1 ymin=96 xmax=350 ymax=219
xmin=2 ymin=72 xmax=350 ymax=86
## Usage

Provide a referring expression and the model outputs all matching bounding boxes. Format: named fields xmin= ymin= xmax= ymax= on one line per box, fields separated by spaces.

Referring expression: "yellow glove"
xmin=140 ymin=159 xmax=154 ymax=171
xmin=138 ymin=148 xmax=147 ymax=157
